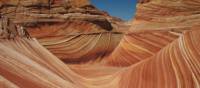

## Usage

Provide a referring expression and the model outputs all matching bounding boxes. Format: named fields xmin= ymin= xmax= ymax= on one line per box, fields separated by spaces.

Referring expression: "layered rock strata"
xmin=0 ymin=0 xmax=199 ymax=88
xmin=106 ymin=0 xmax=200 ymax=66
xmin=0 ymin=0 xmax=125 ymax=63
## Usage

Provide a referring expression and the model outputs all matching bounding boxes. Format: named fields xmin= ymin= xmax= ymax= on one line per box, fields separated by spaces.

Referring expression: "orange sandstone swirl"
xmin=119 ymin=29 xmax=200 ymax=88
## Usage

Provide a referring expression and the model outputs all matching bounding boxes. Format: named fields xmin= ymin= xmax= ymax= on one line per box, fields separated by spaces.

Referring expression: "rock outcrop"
xmin=0 ymin=0 xmax=125 ymax=63
xmin=0 ymin=0 xmax=122 ymax=31
xmin=132 ymin=0 xmax=200 ymax=32
xmin=0 ymin=17 xmax=30 ymax=39
xmin=64 ymin=0 xmax=90 ymax=8
xmin=106 ymin=0 xmax=200 ymax=66
xmin=119 ymin=29 xmax=200 ymax=88
xmin=0 ymin=0 xmax=199 ymax=88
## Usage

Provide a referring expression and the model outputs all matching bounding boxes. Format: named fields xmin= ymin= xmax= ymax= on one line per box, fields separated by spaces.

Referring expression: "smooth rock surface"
xmin=0 ymin=0 xmax=199 ymax=88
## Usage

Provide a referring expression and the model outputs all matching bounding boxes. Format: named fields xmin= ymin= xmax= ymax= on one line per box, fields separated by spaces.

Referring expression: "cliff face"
xmin=0 ymin=0 xmax=89 ymax=7
xmin=64 ymin=0 xmax=90 ymax=8
xmin=0 ymin=0 xmax=124 ymax=63
xmin=0 ymin=0 xmax=121 ymax=30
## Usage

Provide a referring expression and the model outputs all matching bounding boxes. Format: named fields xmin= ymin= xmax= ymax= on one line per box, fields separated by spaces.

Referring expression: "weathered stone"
xmin=0 ymin=0 xmax=123 ymax=31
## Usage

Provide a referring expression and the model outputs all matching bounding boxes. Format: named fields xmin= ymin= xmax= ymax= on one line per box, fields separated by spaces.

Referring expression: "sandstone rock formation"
xmin=106 ymin=0 xmax=200 ymax=66
xmin=27 ymin=21 xmax=123 ymax=63
xmin=64 ymin=0 xmax=90 ymax=8
xmin=0 ymin=0 xmax=121 ymax=31
xmin=0 ymin=0 xmax=125 ymax=63
xmin=132 ymin=0 xmax=200 ymax=32
xmin=0 ymin=22 xmax=199 ymax=88
xmin=119 ymin=29 xmax=200 ymax=88
xmin=0 ymin=0 xmax=199 ymax=88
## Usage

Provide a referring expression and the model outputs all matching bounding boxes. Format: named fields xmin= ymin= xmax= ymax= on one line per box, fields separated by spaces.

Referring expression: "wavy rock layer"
xmin=136 ymin=0 xmax=200 ymax=21
xmin=106 ymin=31 xmax=180 ymax=66
xmin=0 ymin=38 xmax=77 ymax=88
xmin=27 ymin=21 xmax=123 ymax=63
xmin=119 ymin=29 xmax=200 ymax=88
xmin=0 ymin=0 xmax=125 ymax=63
xmin=132 ymin=0 xmax=200 ymax=32
xmin=106 ymin=0 xmax=200 ymax=67
xmin=0 ymin=75 xmax=19 ymax=88
xmin=0 ymin=28 xmax=199 ymax=88
xmin=0 ymin=0 xmax=199 ymax=88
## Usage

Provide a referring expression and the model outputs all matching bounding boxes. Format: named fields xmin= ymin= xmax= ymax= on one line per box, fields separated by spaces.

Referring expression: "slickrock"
xmin=132 ymin=0 xmax=200 ymax=32
xmin=0 ymin=0 xmax=199 ymax=88
xmin=106 ymin=0 xmax=200 ymax=66
xmin=0 ymin=24 xmax=199 ymax=88
xmin=0 ymin=76 xmax=20 ymax=88
xmin=27 ymin=21 xmax=123 ymax=63
xmin=106 ymin=31 xmax=180 ymax=66
xmin=119 ymin=29 xmax=200 ymax=88
xmin=0 ymin=0 xmax=125 ymax=63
